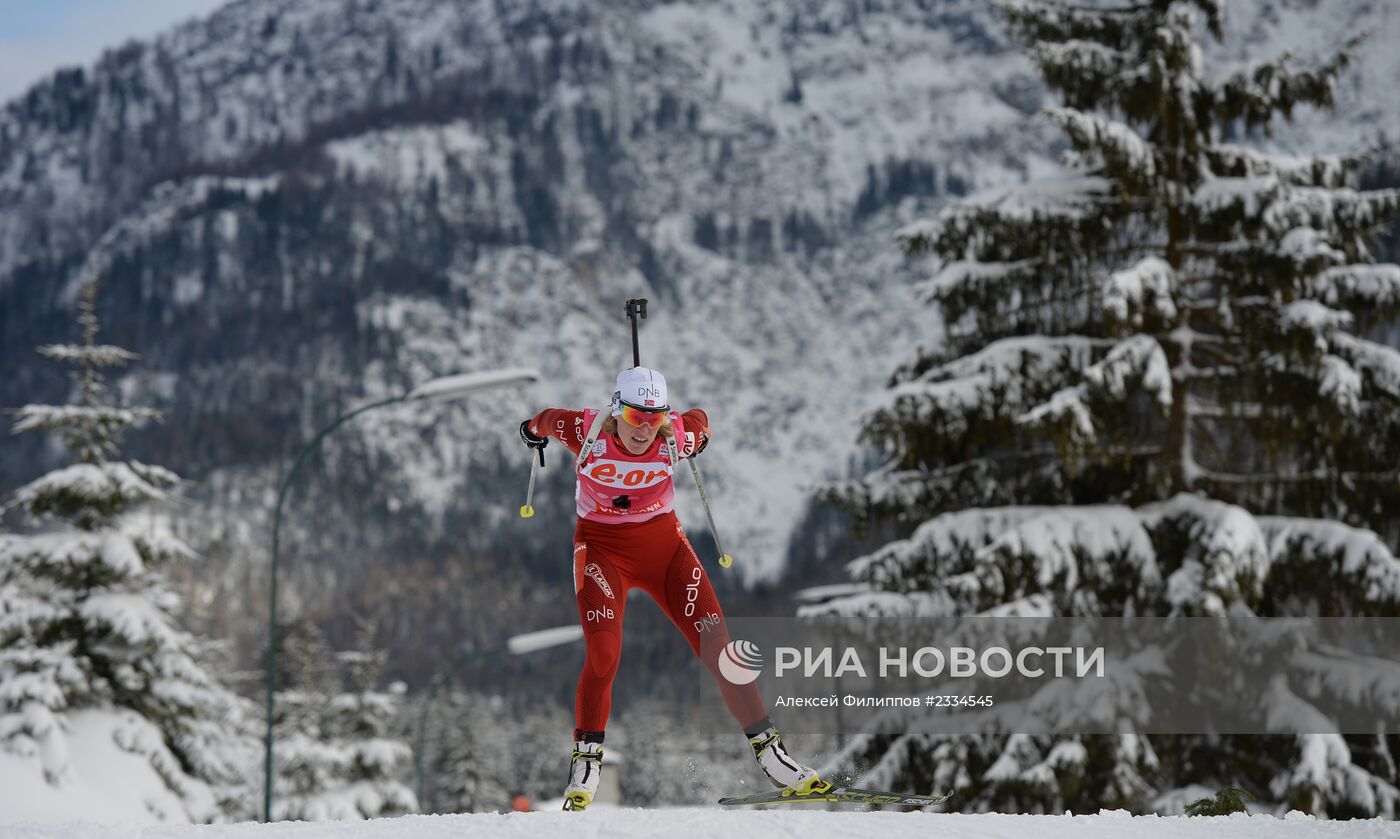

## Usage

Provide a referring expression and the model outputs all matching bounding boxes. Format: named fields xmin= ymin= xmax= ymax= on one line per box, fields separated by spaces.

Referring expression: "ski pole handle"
xmin=521 ymin=446 xmax=543 ymax=518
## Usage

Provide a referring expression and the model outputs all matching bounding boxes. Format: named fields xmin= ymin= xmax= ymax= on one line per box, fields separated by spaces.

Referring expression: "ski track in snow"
xmin=8 ymin=809 xmax=1400 ymax=839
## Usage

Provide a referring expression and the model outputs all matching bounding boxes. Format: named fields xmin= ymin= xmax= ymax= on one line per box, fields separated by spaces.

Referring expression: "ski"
xmin=718 ymin=785 xmax=954 ymax=808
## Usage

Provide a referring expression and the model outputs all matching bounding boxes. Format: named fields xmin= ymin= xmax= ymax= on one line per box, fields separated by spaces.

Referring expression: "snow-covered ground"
xmin=0 ymin=709 xmax=211 ymax=825
xmin=8 ymin=809 xmax=1400 ymax=839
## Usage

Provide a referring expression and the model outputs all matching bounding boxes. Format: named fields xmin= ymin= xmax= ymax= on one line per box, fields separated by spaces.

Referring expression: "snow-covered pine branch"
xmin=817 ymin=455 xmax=1059 ymax=528
xmin=911 ymin=259 xmax=1040 ymax=306
xmin=1257 ymin=517 xmax=1400 ymax=613
xmin=1044 ymin=107 xmax=1159 ymax=192
xmin=843 ymin=506 xmax=1055 ymax=597
xmin=1103 ymin=256 xmax=1178 ymax=333
xmin=10 ymin=404 xmax=162 ymax=436
xmin=7 ymin=461 xmax=179 ymax=530
xmin=1135 ymin=494 xmax=1271 ymax=616
xmin=1016 ymin=334 xmax=1172 ymax=444
xmin=971 ymin=505 xmax=1161 ymax=614
xmin=866 ymin=335 xmax=1106 ymax=453
xmin=1209 ymin=35 xmax=1364 ymax=133
xmin=1205 ymin=144 xmax=1362 ymax=190
xmin=1301 ymin=264 xmax=1400 ymax=310
xmin=896 ymin=174 xmax=1116 ymax=258
xmin=1330 ymin=333 xmax=1400 ymax=400
xmin=36 ymin=343 xmax=138 ymax=367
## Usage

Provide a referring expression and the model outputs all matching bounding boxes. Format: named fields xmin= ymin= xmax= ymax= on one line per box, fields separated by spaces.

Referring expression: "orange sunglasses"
xmin=618 ymin=403 xmax=668 ymax=429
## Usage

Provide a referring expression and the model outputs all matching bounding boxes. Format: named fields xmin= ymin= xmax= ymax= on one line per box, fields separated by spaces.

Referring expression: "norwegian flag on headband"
xmin=644 ymin=399 xmax=655 ymax=406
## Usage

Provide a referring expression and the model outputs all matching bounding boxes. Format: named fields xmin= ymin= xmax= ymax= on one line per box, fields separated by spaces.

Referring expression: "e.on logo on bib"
xmin=585 ymin=459 xmax=672 ymax=488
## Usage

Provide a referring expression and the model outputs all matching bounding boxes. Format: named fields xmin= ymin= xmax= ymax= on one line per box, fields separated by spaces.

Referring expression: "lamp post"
xmin=262 ymin=368 xmax=538 ymax=822
xmin=413 ymin=624 xmax=584 ymax=810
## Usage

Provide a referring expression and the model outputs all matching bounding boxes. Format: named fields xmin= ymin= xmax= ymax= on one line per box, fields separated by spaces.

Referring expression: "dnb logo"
xmin=717 ymin=639 xmax=763 ymax=685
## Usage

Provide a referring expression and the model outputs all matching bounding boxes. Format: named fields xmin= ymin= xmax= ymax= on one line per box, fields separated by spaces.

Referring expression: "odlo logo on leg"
xmin=683 ymin=566 xmax=721 ymax=632
xmin=586 ymin=606 xmax=615 ymax=623
xmin=683 ymin=566 xmax=702 ymax=616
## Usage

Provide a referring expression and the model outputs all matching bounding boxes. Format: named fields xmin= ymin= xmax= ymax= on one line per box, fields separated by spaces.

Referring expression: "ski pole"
xmin=521 ymin=444 xmax=543 ymax=518
xmin=686 ymin=453 xmax=733 ymax=569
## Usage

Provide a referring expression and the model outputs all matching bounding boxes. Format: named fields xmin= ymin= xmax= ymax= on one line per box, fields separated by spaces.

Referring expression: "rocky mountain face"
xmin=2 ymin=0 xmax=1396 ymax=682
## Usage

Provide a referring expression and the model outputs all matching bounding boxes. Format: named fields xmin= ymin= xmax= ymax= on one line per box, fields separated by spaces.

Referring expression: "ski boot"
xmin=562 ymin=739 xmax=604 ymax=811
xmin=748 ymin=725 xmax=831 ymax=795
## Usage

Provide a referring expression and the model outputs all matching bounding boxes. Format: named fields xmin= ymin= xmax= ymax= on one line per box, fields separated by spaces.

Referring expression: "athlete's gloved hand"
xmin=520 ymin=420 xmax=548 ymax=465
xmin=691 ymin=428 xmax=710 ymax=457
xmin=520 ymin=419 xmax=548 ymax=449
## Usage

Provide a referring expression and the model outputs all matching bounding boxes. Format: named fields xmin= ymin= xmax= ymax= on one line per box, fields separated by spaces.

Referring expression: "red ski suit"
xmin=527 ymin=408 xmax=767 ymax=735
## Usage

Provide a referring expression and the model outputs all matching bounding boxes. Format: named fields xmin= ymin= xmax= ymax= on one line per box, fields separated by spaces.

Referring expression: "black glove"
xmin=520 ymin=420 xmax=547 ymax=466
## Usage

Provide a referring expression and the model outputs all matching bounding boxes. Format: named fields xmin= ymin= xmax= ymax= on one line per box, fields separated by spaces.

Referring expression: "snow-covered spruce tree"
xmin=325 ymin=636 xmax=416 ymax=818
xmin=269 ymin=618 xmax=416 ymax=820
xmin=266 ymin=617 xmax=343 ymax=819
xmin=427 ymin=690 xmax=521 ymax=813
xmin=0 ymin=281 xmax=254 ymax=821
xmin=422 ymin=688 xmax=572 ymax=813
xmin=815 ymin=0 xmax=1400 ymax=818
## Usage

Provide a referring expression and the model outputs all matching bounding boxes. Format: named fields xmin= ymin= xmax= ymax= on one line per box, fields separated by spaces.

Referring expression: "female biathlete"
xmin=520 ymin=366 xmax=828 ymax=811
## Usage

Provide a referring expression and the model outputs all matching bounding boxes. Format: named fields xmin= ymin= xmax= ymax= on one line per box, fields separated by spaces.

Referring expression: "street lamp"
xmin=414 ymin=624 xmax=584 ymax=810
xmin=262 ymin=367 xmax=538 ymax=822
